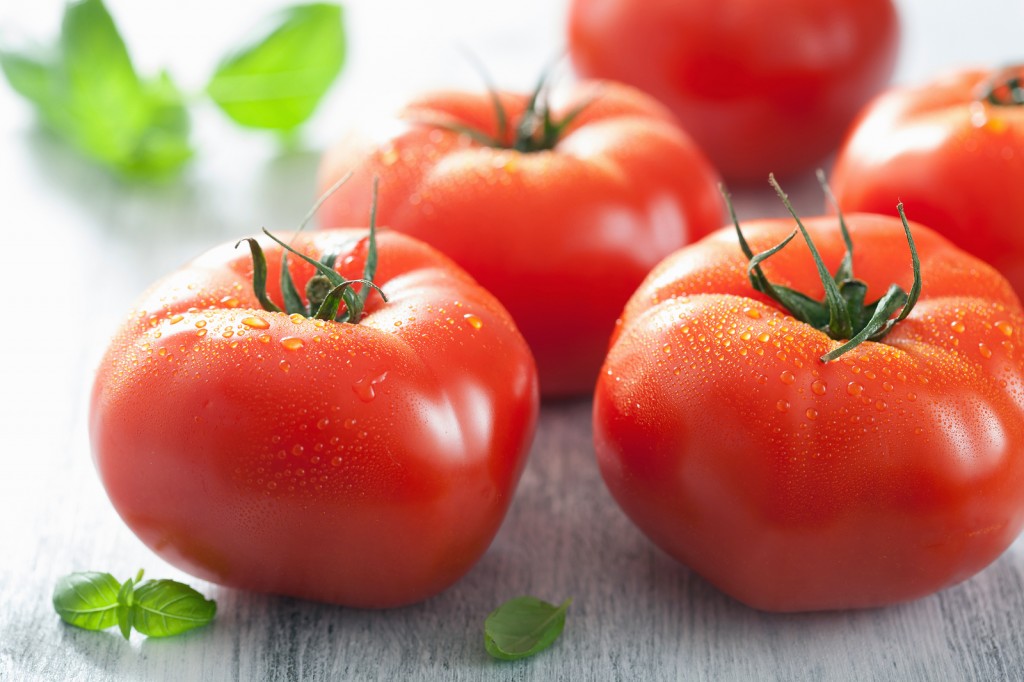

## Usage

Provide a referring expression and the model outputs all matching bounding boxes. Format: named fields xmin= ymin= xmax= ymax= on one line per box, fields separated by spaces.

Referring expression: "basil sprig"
xmin=0 ymin=0 xmax=345 ymax=179
xmin=53 ymin=570 xmax=216 ymax=639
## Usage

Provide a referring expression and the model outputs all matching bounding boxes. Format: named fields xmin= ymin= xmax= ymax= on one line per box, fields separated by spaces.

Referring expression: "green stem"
xmin=725 ymin=174 xmax=923 ymax=362
xmin=979 ymin=65 xmax=1024 ymax=106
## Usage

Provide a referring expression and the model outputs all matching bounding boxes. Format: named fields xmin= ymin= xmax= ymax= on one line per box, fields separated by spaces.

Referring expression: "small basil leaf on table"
xmin=52 ymin=572 xmax=122 ymax=631
xmin=485 ymin=596 xmax=572 ymax=661
xmin=131 ymin=579 xmax=218 ymax=637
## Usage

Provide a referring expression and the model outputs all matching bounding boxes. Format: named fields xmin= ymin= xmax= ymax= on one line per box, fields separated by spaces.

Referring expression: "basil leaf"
xmin=131 ymin=579 xmax=217 ymax=637
xmin=115 ymin=577 xmax=135 ymax=640
xmin=0 ymin=0 xmax=192 ymax=178
xmin=52 ymin=572 xmax=122 ymax=631
xmin=207 ymin=3 xmax=346 ymax=130
xmin=484 ymin=596 xmax=571 ymax=661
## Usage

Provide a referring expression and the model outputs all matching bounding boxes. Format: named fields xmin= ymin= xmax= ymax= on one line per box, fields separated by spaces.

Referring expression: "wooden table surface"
xmin=2 ymin=1 xmax=1023 ymax=680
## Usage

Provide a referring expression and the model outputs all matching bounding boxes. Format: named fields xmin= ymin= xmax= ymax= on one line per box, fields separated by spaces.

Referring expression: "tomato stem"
xmin=724 ymin=174 xmax=922 ymax=362
xmin=412 ymin=60 xmax=601 ymax=153
xmin=235 ymin=181 xmax=388 ymax=324
xmin=978 ymin=65 xmax=1024 ymax=106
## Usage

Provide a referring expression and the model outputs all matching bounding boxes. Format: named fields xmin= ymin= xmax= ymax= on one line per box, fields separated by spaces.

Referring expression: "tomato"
xmin=568 ymin=0 xmax=899 ymax=182
xmin=90 ymin=227 xmax=538 ymax=608
xmin=317 ymin=80 xmax=723 ymax=396
xmin=593 ymin=204 xmax=1024 ymax=611
xmin=832 ymin=66 xmax=1024 ymax=297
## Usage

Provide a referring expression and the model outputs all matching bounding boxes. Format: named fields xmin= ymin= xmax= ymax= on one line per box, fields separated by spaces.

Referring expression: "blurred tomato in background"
xmin=568 ymin=0 xmax=900 ymax=183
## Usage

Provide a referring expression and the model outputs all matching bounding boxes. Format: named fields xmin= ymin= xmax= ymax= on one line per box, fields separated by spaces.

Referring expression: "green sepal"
xmin=279 ymin=252 xmax=307 ymax=315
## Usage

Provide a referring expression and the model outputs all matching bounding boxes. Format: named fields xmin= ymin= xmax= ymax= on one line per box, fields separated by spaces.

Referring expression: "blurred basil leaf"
xmin=207 ymin=3 xmax=345 ymax=131
xmin=0 ymin=0 xmax=192 ymax=179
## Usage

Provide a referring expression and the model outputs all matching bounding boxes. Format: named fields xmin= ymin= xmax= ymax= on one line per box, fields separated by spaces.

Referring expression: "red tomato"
xmin=568 ymin=0 xmax=899 ymax=182
xmin=90 ymin=229 xmax=538 ymax=608
xmin=594 ymin=210 xmax=1024 ymax=611
xmin=317 ymin=80 xmax=723 ymax=396
xmin=832 ymin=66 xmax=1024 ymax=297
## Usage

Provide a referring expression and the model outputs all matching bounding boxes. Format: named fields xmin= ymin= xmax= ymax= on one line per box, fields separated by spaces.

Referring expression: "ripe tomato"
xmin=832 ymin=66 xmax=1024 ymax=297
xmin=594 ymin=205 xmax=1024 ymax=611
xmin=317 ymin=80 xmax=723 ymax=396
xmin=90 ymin=228 xmax=538 ymax=608
xmin=568 ymin=0 xmax=899 ymax=182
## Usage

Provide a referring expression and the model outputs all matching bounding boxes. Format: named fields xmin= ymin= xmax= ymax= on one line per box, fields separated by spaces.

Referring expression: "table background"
xmin=2 ymin=1 xmax=1022 ymax=680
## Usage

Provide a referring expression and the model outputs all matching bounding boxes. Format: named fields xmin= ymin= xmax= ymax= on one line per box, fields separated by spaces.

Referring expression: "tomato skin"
xmin=568 ymin=0 xmax=899 ymax=182
xmin=594 ymin=214 xmax=1024 ymax=611
xmin=90 ymin=230 xmax=538 ymax=608
xmin=317 ymin=81 xmax=723 ymax=396
xmin=832 ymin=68 xmax=1024 ymax=297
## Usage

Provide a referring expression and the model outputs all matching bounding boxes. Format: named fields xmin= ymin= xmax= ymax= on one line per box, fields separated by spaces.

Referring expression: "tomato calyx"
xmin=414 ymin=61 xmax=600 ymax=153
xmin=236 ymin=179 xmax=387 ymax=324
xmin=726 ymin=172 xmax=921 ymax=363
xmin=978 ymin=65 xmax=1024 ymax=106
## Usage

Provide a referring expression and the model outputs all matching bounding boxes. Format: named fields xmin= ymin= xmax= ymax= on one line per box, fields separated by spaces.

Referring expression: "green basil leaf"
xmin=484 ymin=596 xmax=571 ymax=661
xmin=131 ymin=579 xmax=217 ymax=637
xmin=115 ymin=577 xmax=135 ymax=640
xmin=52 ymin=572 xmax=122 ymax=631
xmin=207 ymin=3 xmax=345 ymax=130
xmin=0 ymin=50 xmax=57 ymax=107
xmin=0 ymin=0 xmax=192 ymax=178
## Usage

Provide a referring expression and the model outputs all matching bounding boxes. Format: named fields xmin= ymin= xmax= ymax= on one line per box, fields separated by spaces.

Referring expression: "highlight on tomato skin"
xmin=593 ymin=208 xmax=1024 ymax=612
xmin=316 ymin=78 xmax=724 ymax=397
xmin=831 ymin=66 xmax=1024 ymax=299
xmin=89 ymin=228 xmax=539 ymax=609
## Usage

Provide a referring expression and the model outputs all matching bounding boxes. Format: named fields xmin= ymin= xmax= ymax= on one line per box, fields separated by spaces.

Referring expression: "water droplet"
xmin=995 ymin=320 xmax=1014 ymax=337
xmin=380 ymin=145 xmax=399 ymax=166
xmin=281 ymin=336 xmax=305 ymax=351
xmin=757 ymin=332 xmax=770 ymax=343
xmin=907 ymin=392 xmax=917 ymax=402
xmin=317 ymin=418 xmax=330 ymax=430
xmin=169 ymin=314 xmax=184 ymax=324
xmin=743 ymin=307 xmax=761 ymax=319
xmin=464 ymin=313 xmax=483 ymax=330
xmin=740 ymin=331 xmax=752 ymax=341
xmin=289 ymin=313 xmax=304 ymax=324
xmin=195 ymin=320 xmax=207 ymax=328
xmin=243 ymin=316 xmax=270 ymax=329
xmin=352 ymin=371 xmax=388 ymax=402
xmin=291 ymin=444 xmax=304 ymax=456
xmin=259 ymin=333 xmax=271 ymax=344
xmin=196 ymin=329 xmax=208 ymax=337
xmin=805 ymin=408 xmax=818 ymax=421
xmin=882 ymin=381 xmax=894 ymax=392
xmin=776 ymin=400 xmax=790 ymax=412
xmin=951 ymin=320 xmax=965 ymax=334
xmin=662 ymin=344 xmax=672 ymax=355
xmin=811 ymin=380 xmax=827 ymax=395
xmin=979 ymin=342 xmax=993 ymax=358
xmin=331 ymin=456 xmax=343 ymax=467
xmin=780 ymin=370 xmax=795 ymax=385
xmin=279 ymin=360 xmax=291 ymax=372
xmin=875 ymin=400 xmax=888 ymax=412
xmin=847 ymin=382 xmax=864 ymax=397
xmin=220 ymin=296 xmax=240 ymax=308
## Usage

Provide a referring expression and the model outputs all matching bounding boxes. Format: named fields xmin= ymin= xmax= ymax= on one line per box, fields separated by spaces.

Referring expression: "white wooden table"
xmin=2 ymin=1 xmax=1023 ymax=679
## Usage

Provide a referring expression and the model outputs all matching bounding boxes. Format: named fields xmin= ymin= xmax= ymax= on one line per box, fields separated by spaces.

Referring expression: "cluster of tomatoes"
xmin=90 ymin=0 xmax=1024 ymax=612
